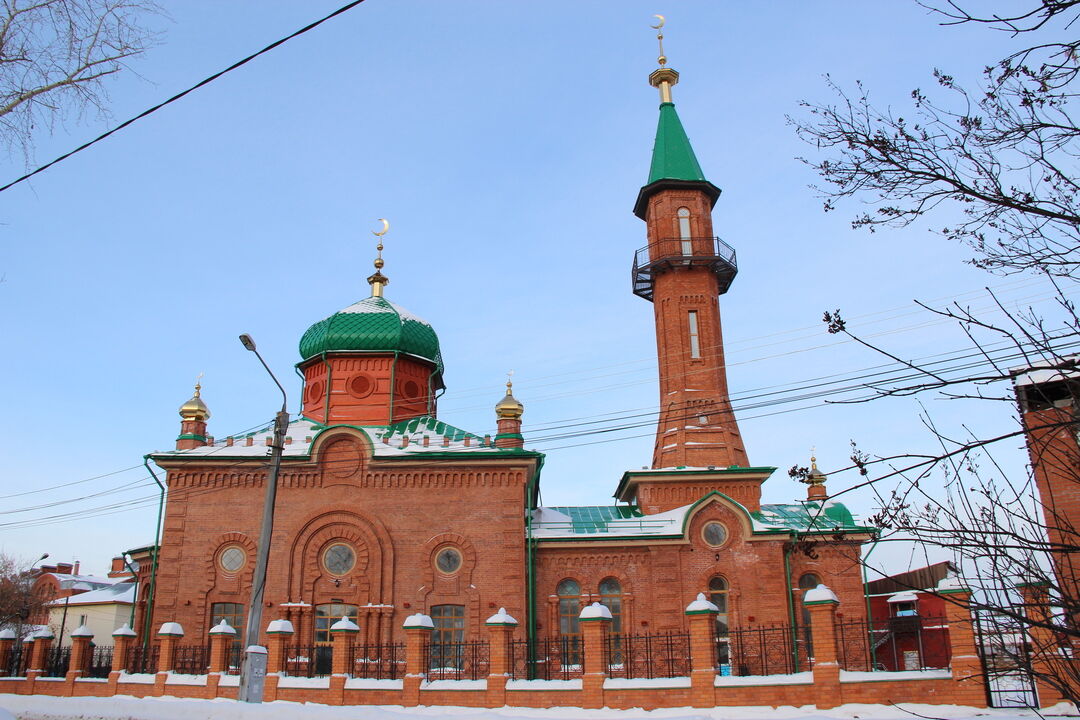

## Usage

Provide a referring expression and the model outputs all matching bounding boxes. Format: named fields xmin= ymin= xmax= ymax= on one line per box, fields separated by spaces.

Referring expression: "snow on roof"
xmin=152 ymin=416 xmax=527 ymax=461
xmin=887 ymin=591 xmax=919 ymax=604
xmin=532 ymin=499 xmax=871 ymax=540
xmin=47 ymin=582 xmax=135 ymax=606
xmin=43 ymin=573 xmax=117 ymax=591
xmin=1012 ymin=356 xmax=1080 ymax=387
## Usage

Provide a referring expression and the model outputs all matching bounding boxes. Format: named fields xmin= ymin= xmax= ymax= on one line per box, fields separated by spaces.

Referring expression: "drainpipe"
xmin=141 ymin=455 xmax=166 ymax=649
xmin=526 ymin=455 xmax=544 ymax=679
xmin=387 ymin=351 xmax=399 ymax=424
xmin=784 ymin=532 xmax=799 ymax=672
xmin=321 ymin=352 xmax=332 ymax=425
xmin=861 ymin=536 xmax=881 ymax=668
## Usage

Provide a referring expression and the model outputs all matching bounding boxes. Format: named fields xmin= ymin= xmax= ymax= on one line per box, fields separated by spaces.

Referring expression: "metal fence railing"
xmin=87 ymin=645 xmax=114 ymax=678
xmin=424 ymin=640 xmax=489 ymax=680
xmin=125 ymin=644 xmax=160 ymax=674
xmin=835 ymin=616 xmax=951 ymax=672
xmin=173 ymin=645 xmax=209 ymax=675
xmin=347 ymin=641 xmax=405 ymax=680
xmin=508 ymin=637 xmax=583 ymax=680
xmin=43 ymin=646 xmax=70 ymax=677
xmin=604 ymin=631 xmax=691 ymax=679
xmin=224 ymin=644 xmax=242 ymax=675
xmin=283 ymin=645 xmax=332 ymax=677
xmin=724 ymin=623 xmax=801 ymax=676
xmin=1 ymin=642 xmax=26 ymax=677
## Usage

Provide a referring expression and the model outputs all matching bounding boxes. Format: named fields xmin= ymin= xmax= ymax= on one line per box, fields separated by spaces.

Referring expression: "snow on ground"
xmin=0 ymin=695 xmax=1077 ymax=720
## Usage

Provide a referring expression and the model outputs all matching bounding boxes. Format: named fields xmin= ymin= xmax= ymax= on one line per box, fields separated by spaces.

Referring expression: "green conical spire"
xmin=647 ymin=101 xmax=707 ymax=184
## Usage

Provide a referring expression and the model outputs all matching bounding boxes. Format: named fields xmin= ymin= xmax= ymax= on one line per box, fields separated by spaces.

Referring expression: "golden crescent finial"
xmin=650 ymin=14 xmax=665 ymax=29
xmin=372 ymin=218 xmax=390 ymax=237
xmin=506 ymin=369 xmax=515 ymax=391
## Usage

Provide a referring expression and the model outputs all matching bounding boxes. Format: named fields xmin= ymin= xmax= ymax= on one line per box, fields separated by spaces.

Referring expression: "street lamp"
xmin=236 ymin=333 xmax=289 ymax=703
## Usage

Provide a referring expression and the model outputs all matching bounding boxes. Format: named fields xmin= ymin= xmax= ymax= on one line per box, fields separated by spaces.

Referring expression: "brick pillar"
xmin=264 ymin=619 xmax=294 ymax=702
xmin=207 ymin=619 xmax=236 ymax=697
xmin=685 ymin=593 xmax=719 ymax=707
xmin=403 ymin=614 xmax=433 ymax=706
xmin=485 ymin=608 xmax=518 ymax=706
xmin=0 ymin=629 xmax=15 ymax=677
xmin=330 ymin=616 xmax=359 ymax=705
xmin=27 ymin=630 xmax=53 ymax=677
xmin=109 ymin=624 xmax=137 ymax=693
xmin=579 ymin=602 xmax=611 ymax=709
xmin=1018 ymin=581 xmax=1068 ymax=707
xmin=67 ymin=626 xmax=94 ymax=681
xmin=938 ymin=578 xmax=987 ymax=708
xmin=154 ymin=622 xmax=184 ymax=696
xmin=804 ymin=585 xmax=842 ymax=710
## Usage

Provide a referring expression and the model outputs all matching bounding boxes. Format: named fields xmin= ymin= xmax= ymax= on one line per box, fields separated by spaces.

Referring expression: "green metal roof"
xmin=298 ymin=296 xmax=444 ymax=380
xmin=648 ymin=102 xmax=707 ymax=184
xmin=752 ymin=502 xmax=866 ymax=533
xmin=546 ymin=505 xmax=645 ymax=534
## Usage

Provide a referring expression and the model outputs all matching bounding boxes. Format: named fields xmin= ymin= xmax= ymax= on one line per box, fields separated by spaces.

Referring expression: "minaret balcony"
xmin=631 ymin=236 xmax=738 ymax=301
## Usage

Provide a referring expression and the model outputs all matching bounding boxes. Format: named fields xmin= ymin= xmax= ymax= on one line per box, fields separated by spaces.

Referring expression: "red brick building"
xmin=145 ymin=57 xmax=875 ymax=657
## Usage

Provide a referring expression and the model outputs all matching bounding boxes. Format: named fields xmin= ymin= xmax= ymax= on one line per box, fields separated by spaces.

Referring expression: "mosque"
xmin=140 ymin=38 xmax=875 ymax=658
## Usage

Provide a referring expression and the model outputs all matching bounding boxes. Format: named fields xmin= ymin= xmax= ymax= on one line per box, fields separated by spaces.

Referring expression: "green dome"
xmin=299 ymin=296 xmax=445 ymax=384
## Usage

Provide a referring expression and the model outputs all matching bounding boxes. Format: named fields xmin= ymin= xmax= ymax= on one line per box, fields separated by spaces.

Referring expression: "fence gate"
xmin=974 ymin=612 xmax=1038 ymax=708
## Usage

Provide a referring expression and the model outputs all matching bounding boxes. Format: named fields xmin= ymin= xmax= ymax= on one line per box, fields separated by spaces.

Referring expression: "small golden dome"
xmin=179 ymin=382 xmax=211 ymax=422
xmin=495 ymin=380 xmax=524 ymax=420
xmin=806 ymin=454 xmax=827 ymax=486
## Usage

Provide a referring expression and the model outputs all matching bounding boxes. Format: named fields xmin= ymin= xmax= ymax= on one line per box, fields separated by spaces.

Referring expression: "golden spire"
xmin=806 ymin=448 xmax=827 ymax=486
xmin=179 ymin=373 xmax=211 ymax=421
xmin=648 ymin=15 xmax=679 ymax=103
xmin=367 ymin=218 xmax=390 ymax=297
xmin=495 ymin=370 xmax=524 ymax=419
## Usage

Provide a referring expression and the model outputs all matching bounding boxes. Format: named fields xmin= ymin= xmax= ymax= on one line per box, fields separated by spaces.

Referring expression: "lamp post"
xmin=237 ymin=333 xmax=289 ymax=703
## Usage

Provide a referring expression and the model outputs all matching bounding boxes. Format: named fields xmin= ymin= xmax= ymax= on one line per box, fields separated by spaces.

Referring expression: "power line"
xmin=0 ymin=0 xmax=368 ymax=194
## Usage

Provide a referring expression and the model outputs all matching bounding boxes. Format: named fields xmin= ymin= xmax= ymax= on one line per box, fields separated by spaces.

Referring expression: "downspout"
xmin=142 ymin=455 xmax=166 ymax=649
xmin=388 ymin=351 xmax=399 ymax=424
xmin=784 ymin=532 xmax=799 ymax=672
xmin=321 ymin=352 xmax=332 ymax=425
xmin=862 ymin=536 xmax=880 ymax=668
xmin=526 ymin=454 xmax=544 ymax=679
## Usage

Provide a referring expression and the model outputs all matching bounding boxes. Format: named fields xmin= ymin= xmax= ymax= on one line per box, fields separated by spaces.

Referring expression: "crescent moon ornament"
xmin=372 ymin=218 xmax=390 ymax=237
xmin=650 ymin=14 xmax=665 ymax=29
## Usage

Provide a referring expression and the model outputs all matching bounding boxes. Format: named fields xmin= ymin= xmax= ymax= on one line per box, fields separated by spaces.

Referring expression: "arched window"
xmin=708 ymin=576 xmax=730 ymax=667
xmin=557 ymin=579 xmax=582 ymax=665
xmin=678 ymin=207 xmax=692 ymax=255
xmin=430 ymin=604 xmax=466 ymax=671
xmin=598 ymin=578 xmax=623 ymax=633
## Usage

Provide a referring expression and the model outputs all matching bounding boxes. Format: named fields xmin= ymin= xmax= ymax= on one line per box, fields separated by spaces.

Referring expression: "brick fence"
xmin=0 ymin=585 xmax=1005 ymax=710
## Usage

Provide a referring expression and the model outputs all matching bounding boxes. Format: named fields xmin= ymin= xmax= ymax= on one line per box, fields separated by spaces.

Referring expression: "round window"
xmin=348 ymin=374 xmax=374 ymax=399
xmin=435 ymin=547 xmax=462 ymax=574
xmin=402 ymin=380 xmax=421 ymax=400
xmin=306 ymin=380 xmax=324 ymax=402
xmin=702 ymin=521 xmax=728 ymax=547
xmin=323 ymin=543 xmax=355 ymax=576
xmin=219 ymin=546 xmax=246 ymax=573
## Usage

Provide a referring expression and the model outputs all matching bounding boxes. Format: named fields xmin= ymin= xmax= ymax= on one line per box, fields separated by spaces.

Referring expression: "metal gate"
xmin=974 ymin=611 xmax=1038 ymax=708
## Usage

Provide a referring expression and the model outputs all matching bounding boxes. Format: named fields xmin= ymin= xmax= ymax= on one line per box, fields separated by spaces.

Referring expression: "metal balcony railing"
xmin=631 ymin=236 xmax=738 ymax=301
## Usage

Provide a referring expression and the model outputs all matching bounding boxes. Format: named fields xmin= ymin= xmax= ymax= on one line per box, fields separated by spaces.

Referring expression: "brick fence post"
xmin=66 ymin=625 xmax=94 ymax=684
xmin=108 ymin=623 xmax=137 ymax=692
xmin=485 ymin=607 xmax=518 ymax=707
xmin=263 ymin=619 xmax=294 ymax=701
xmin=155 ymin=622 xmax=184 ymax=696
xmin=0 ymin=629 xmax=14 ymax=678
xmin=938 ymin=577 xmax=987 ymax=708
xmin=403 ymin=613 xmax=433 ymax=706
xmin=207 ymin=619 xmax=236 ymax=697
xmin=804 ymin=584 xmax=842 ymax=710
xmin=27 ymin=629 xmax=53 ymax=678
xmin=685 ymin=593 xmax=718 ymax=707
xmin=329 ymin=616 xmax=359 ymax=704
xmin=1017 ymin=581 xmax=1068 ymax=707
xmin=579 ymin=601 xmax=611 ymax=709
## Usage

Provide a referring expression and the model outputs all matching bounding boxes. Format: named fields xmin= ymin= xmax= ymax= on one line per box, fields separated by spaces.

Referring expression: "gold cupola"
xmin=178 ymin=381 xmax=211 ymax=422
xmin=495 ymin=379 xmax=524 ymax=420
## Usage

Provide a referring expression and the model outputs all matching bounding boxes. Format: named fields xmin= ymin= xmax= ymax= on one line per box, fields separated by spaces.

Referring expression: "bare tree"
xmin=793 ymin=1 xmax=1080 ymax=707
xmin=0 ymin=552 xmax=51 ymax=637
xmin=791 ymin=1 xmax=1080 ymax=277
xmin=0 ymin=0 xmax=159 ymax=157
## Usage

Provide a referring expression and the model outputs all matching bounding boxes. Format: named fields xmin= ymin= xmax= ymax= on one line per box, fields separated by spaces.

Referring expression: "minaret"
xmin=177 ymin=378 xmax=210 ymax=450
xmin=494 ymin=374 xmax=525 ymax=449
xmin=631 ymin=21 xmax=748 ymax=470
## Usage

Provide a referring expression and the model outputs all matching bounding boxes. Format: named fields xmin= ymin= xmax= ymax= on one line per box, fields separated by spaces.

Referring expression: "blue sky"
xmin=0 ymin=1 xmax=1065 ymax=578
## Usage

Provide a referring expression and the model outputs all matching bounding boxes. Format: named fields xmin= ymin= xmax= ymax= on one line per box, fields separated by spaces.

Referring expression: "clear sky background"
xmin=0 ymin=1 xmax=1067 ymax=579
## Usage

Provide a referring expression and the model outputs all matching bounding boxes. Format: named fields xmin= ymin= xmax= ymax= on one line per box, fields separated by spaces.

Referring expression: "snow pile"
xmin=686 ymin=593 xmax=719 ymax=613
xmin=486 ymin=608 xmax=518 ymax=625
xmin=402 ymin=613 xmax=434 ymax=629
xmin=579 ymin=602 xmax=612 ymax=620
xmin=803 ymin=585 xmax=838 ymax=604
